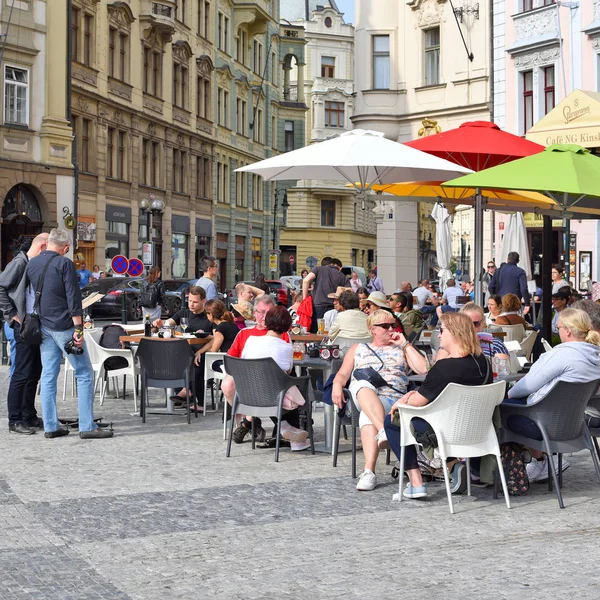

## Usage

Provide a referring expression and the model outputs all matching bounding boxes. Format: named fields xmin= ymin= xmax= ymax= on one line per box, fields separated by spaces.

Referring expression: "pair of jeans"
xmin=6 ymin=321 xmax=41 ymax=425
xmin=40 ymin=327 xmax=96 ymax=433
xmin=4 ymin=321 xmax=16 ymax=378
xmin=383 ymin=414 xmax=433 ymax=471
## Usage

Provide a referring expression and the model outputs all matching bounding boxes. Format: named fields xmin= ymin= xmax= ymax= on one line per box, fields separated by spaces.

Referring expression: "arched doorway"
xmin=2 ymin=184 xmax=43 ymax=267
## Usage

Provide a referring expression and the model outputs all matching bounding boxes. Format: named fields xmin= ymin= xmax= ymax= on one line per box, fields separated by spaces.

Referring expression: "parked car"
xmin=162 ymin=278 xmax=197 ymax=316
xmin=82 ymin=277 xmax=144 ymax=321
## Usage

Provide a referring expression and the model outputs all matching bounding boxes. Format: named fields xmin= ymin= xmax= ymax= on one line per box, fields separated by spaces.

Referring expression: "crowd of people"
xmin=2 ymin=243 xmax=600 ymax=506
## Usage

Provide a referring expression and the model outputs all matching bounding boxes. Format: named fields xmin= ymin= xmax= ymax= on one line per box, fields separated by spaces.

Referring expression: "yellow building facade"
xmin=0 ymin=0 xmax=74 ymax=267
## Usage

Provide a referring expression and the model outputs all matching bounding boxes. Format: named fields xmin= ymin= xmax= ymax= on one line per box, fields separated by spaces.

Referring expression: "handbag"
xmin=21 ymin=254 xmax=58 ymax=346
xmin=352 ymin=344 xmax=404 ymax=394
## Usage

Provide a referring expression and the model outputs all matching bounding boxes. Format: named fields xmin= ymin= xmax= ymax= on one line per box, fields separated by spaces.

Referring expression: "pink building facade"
xmin=493 ymin=0 xmax=600 ymax=291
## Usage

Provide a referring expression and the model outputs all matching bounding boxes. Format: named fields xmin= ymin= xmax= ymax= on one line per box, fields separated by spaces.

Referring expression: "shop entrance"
xmin=529 ymin=228 xmax=564 ymax=280
xmin=1 ymin=184 xmax=44 ymax=267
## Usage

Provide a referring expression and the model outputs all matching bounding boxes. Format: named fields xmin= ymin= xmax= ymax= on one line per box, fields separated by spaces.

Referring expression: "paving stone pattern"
xmin=0 ymin=364 xmax=599 ymax=598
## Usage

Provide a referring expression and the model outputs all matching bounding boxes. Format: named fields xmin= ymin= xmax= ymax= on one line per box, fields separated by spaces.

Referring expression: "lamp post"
xmin=272 ymin=189 xmax=289 ymax=252
xmin=139 ymin=196 xmax=165 ymax=264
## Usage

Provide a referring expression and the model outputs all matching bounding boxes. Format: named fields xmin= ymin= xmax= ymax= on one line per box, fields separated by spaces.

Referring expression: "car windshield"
xmin=82 ymin=279 xmax=125 ymax=293
xmin=163 ymin=281 xmax=187 ymax=292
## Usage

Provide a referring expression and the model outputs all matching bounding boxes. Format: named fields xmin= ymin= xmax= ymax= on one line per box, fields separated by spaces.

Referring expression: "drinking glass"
xmin=180 ymin=317 xmax=189 ymax=335
xmin=317 ymin=318 xmax=325 ymax=335
xmin=293 ymin=342 xmax=305 ymax=361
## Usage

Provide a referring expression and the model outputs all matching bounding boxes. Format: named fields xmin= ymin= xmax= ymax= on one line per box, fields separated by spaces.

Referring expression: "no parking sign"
xmin=128 ymin=258 xmax=144 ymax=277
xmin=111 ymin=255 xmax=129 ymax=275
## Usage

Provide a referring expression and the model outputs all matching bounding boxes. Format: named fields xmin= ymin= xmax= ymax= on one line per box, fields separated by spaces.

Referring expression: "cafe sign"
xmin=526 ymin=89 xmax=600 ymax=149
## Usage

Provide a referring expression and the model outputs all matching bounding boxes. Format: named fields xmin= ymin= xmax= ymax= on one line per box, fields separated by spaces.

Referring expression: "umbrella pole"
xmin=473 ymin=189 xmax=483 ymax=305
xmin=542 ymin=216 xmax=553 ymax=344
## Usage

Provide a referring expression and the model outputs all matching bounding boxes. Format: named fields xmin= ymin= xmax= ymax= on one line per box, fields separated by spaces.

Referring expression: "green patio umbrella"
xmin=443 ymin=144 xmax=600 ymax=342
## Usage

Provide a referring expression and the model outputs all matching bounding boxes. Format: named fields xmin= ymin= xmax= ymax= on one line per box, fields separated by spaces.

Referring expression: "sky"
xmin=335 ymin=0 xmax=355 ymax=23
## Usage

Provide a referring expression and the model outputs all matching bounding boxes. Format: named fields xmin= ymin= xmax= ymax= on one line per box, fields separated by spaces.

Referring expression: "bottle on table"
xmin=144 ymin=314 xmax=152 ymax=337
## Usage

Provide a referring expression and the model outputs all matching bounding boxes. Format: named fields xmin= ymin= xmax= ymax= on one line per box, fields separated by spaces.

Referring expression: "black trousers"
xmin=194 ymin=354 xmax=206 ymax=406
xmin=7 ymin=322 xmax=41 ymax=425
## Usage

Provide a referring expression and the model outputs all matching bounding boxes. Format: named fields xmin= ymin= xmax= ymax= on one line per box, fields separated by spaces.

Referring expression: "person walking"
xmin=0 ymin=234 xmax=48 ymax=434
xmin=195 ymin=256 xmax=219 ymax=301
xmin=27 ymin=229 xmax=113 ymax=439
xmin=302 ymin=258 xmax=348 ymax=332
xmin=366 ymin=269 xmax=384 ymax=294
xmin=77 ymin=262 xmax=92 ymax=288
xmin=488 ymin=252 xmax=530 ymax=304
xmin=140 ymin=265 xmax=165 ymax=321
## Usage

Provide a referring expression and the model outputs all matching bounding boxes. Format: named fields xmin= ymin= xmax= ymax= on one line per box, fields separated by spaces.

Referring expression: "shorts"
xmin=348 ymin=379 xmax=396 ymax=429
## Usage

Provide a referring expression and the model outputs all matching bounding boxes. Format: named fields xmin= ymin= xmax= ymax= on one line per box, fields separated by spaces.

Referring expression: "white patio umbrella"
xmin=498 ymin=212 xmax=533 ymax=280
xmin=236 ymin=130 xmax=472 ymax=207
xmin=431 ymin=203 xmax=453 ymax=292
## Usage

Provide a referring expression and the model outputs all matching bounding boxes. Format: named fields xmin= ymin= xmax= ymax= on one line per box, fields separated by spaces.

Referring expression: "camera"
xmin=64 ymin=339 xmax=84 ymax=355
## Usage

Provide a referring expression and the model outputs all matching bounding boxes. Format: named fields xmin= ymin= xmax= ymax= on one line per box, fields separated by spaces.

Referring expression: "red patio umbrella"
xmin=404 ymin=121 xmax=545 ymax=302
xmin=405 ymin=121 xmax=545 ymax=171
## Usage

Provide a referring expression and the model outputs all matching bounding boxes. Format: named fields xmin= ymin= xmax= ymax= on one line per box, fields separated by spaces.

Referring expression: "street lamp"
xmin=140 ymin=196 xmax=165 ymax=242
xmin=272 ymin=189 xmax=289 ymax=251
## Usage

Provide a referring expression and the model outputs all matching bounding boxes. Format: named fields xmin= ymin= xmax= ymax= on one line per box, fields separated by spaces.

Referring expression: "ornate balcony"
xmin=140 ymin=0 xmax=176 ymax=37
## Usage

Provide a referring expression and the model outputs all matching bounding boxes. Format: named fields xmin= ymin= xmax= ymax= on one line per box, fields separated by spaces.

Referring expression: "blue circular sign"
xmin=128 ymin=258 xmax=144 ymax=277
xmin=111 ymin=255 xmax=129 ymax=275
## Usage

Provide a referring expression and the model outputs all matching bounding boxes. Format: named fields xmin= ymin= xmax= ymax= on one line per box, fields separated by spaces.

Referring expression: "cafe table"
xmin=119 ymin=333 xmax=212 ymax=415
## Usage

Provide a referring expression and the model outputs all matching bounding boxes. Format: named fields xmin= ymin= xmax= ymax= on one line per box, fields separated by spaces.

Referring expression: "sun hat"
xmin=231 ymin=301 xmax=254 ymax=321
xmin=366 ymin=291 xmax=388 ymax=308
xmin=327 ymin=286 xmax=353 ymax=299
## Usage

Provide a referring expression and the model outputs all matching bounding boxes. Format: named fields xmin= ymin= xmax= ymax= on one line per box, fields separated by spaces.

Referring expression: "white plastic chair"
xmin=517 ymin=330 xmax=538 ymax=362
xmin=86 ymin=332 xmax=140 ymax=412
xmin=541 ymin=338 xmax=553 ymax=353
xmin=395 ymin=381 xmax=511 ymax=514
xmin=498 ymin=324 xmax=526 ymax=343
xmin=203 ymin=351 xmax=226 ymax=419
xmin=62 ymin=329 xmax=103 ymax=401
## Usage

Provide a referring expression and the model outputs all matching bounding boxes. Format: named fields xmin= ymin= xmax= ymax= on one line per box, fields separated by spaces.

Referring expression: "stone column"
xmin=297 ymin=63 xmax=305 ymax=103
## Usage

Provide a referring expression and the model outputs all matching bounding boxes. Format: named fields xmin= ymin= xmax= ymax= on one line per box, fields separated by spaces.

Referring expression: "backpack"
xmin=140 ymin=281 xmax=158 ymax=307
xmin=500 ymin=442 xmax=530 ymax=496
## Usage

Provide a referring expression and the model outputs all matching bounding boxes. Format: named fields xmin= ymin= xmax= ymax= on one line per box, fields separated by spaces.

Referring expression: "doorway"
xmin=1 ymin=185 xmax=43 ymax=267
xmin=529 ymin=228 xmax=564 ymax=281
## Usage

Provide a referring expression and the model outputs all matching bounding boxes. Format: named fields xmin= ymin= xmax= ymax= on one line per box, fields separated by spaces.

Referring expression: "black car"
xmin=82 ymin=278 xmax=144 ymax=321
xmin=162 ymin=279 xmax=197 ymax=316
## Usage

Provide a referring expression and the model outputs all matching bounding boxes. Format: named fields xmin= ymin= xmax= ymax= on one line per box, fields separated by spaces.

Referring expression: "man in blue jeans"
xmin=27 ymin=229 xmax=113 ymax=439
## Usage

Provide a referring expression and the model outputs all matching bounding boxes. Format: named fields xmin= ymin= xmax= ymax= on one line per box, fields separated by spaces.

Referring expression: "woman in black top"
xmin=194 ymin=300 xmax=238 ymax=368
xmin=383 ymin=312 xmax=492 ymax=500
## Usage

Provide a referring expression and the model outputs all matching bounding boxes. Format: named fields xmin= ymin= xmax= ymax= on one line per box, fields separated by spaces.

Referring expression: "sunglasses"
xmin=487 ymin=265 xmax=496 ymax=269
xmin=439 ymin=327 xmax=445 ymax=334
xmin=364 ymin=303 xmax=373 ymax=309
xmin=471 ymin=320 xmax=481 ymax=327
xmin=373 ymin=322 xmax=395 ymax=330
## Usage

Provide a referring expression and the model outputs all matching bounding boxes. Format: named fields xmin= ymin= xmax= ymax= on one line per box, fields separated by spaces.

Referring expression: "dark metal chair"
xmin=586 ymin=394 xmax=600 ymax=461
xmin=498 ymin=379 xmax=600 ymax=508
xmin=224 ymin=356 xmax=314 ymax=462
xmin=136 ymin=339 xmax=196 ymax=424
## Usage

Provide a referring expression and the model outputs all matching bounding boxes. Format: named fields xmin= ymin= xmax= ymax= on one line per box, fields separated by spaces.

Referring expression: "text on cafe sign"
xmin=545 ymin=131 xmax=600 ymax=146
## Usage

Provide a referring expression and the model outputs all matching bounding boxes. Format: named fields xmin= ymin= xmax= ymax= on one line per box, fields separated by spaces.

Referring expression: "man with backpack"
xmin=140 ymin=266 xmax=165 ymax=321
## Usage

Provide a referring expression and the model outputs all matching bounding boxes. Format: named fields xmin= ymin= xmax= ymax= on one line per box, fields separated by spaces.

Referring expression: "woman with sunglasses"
xmin=331 ymin=309 xmax=428 ymax=491
xmin=383 ymin=312 xmax=492 ymax=499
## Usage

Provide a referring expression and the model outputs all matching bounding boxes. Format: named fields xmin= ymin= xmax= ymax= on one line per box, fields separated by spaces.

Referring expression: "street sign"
xmin=289 ymin=255 xmax=295 ymax=265
xmin=269 ymin=253 xmax=278 ymax=271
xmin=111 ymin=255 xmax=129 ymax=275
xmin=128 ymin=258 xmax=144 ymax=277
xmin=142 ymin=242 xmax=153 ymax=265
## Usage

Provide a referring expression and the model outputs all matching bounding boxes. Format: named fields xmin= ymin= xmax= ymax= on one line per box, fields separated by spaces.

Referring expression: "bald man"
xmin=0 ymin=233 xmax=48 ymax=434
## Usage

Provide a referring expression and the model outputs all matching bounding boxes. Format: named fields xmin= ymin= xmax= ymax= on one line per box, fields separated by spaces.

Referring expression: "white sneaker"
xmin=280 ymin=423 xmax=309 ymax=442
xmin=374 ymin=428 xmax=390 ymax=449
xmin=290 ymin=438 xmax=311 ymax=452
xmin=527 ymin=455 xmax=570 ymax=482
xmin=356 ymin=469 xmax=378 ymax=491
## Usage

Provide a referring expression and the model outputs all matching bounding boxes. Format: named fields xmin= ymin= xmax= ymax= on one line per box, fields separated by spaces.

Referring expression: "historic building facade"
xmin=493 ymin=0 xmax=600 ymax=288
xmin=278 ymin=0 xmax=377 ymax=275
xmin=0 ymin=0 xmax=74 ymax=268
xmin=71 ymin=0 xmax=306 ymax=289
xmin=352 ymin=0 xmax=493 ymax=289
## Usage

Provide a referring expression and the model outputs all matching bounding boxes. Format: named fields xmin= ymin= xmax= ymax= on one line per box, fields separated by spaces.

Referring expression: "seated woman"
xmin=241 ymin=305 xmax=310 ymax=451
xmin=194 ymin=299 xmax=239 ymax=368
xmin=495 ymin=293 xmax=528 ymax=326
xmin=331 ymin=309 xmax=428 ymax=491
xmin=459 ymin=303 xmax=510 ymax=361
xmin=486 ymin=294 xmax=503 ymax=326
xmin=383 ymin=312 xmax=493 ymax=500
xmin=395 ymin=292 xmax=425 ymax=338
xmin=506 ymin=308 xmax=600 ymax=482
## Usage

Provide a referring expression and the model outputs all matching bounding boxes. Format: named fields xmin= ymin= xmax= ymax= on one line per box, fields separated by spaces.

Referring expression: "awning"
xmin=526 ymin=89 xmax=600 ymax=148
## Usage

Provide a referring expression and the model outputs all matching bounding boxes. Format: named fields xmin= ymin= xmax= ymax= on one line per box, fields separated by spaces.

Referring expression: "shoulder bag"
xmin=21 ymin=255 xmax=58 ymax=346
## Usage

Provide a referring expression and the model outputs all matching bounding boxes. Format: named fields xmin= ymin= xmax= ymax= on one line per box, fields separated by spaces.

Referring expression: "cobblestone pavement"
xmin=0 ymin=364 xmax=600 ymax=599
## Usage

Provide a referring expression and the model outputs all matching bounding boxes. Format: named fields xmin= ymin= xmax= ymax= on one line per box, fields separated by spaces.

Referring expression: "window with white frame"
xmin=4 ymin=66 xmax=29 ymax=126
xmin=543 ymin=65 xmax=555 ymax=116
xmin=424 ymin=28 xmax=440 ymax=86
xmin=372 ymin=35 xmax=390 ymax=90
